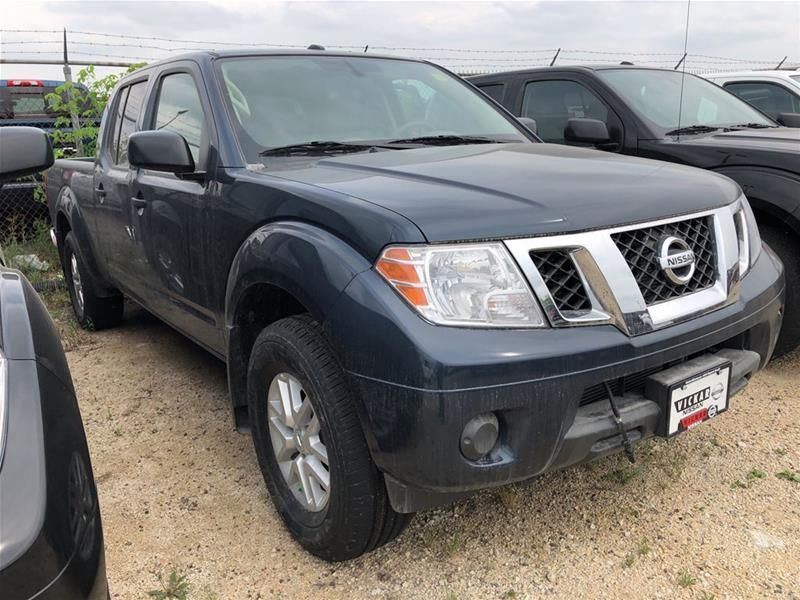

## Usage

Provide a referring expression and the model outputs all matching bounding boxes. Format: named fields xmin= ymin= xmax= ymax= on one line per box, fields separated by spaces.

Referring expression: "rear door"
xmin=129 ymin=63 xmax=222 ymax=352
xmin=93 ymin=78 xmax=149 ymax=286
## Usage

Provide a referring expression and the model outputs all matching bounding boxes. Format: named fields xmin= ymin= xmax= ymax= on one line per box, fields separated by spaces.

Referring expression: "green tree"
xmin=45 ymin=63 xmax=145 ymax=158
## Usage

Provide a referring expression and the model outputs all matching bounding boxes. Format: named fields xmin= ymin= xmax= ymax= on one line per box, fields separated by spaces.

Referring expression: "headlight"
xmin=375 ymin=243 xmax=546 ymax=327
xmin=734 ymin=196 xmax=762 ymax=277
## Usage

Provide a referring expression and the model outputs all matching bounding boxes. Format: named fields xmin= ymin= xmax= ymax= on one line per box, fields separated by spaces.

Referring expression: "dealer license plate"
xmin=667 ymin=363 xmax=731 ymax=436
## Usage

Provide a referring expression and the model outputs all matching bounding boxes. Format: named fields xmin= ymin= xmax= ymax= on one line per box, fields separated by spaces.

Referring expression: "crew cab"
xmin=47 ymin=51 xmax=784 ymax=561
xmin=470 ymin=65 xmax=799 ymax=357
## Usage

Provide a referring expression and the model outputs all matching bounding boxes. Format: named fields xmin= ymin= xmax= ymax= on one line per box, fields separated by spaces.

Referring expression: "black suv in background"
xmin=470 ymin=66 xmax=800 ymax=356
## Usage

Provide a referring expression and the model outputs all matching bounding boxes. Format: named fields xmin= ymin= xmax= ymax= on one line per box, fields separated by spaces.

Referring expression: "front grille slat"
xmin=530 ymin=250 xmax=592 ymax=313
xmin=612 ymin=216 xmax=717 ymax=305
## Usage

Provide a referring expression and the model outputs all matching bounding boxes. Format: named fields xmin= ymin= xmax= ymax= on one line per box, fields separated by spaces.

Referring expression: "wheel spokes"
xmin=266 ymin=372 xmax=331 ymax=512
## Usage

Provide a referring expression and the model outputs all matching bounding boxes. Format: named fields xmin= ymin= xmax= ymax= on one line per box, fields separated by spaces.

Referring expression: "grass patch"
xmin=623 ymin=540 xmax=652 ymax=567
xmin=676 ymin=570 xmax=697 ymax=588
xmin=732 ymin=469 xmax=768 ymax=489
xmin=495 ymin=485 xmax=519 ymax=509
xmin=1 ymin=221 xmax=61 ymax=285
xmin=604 ymin=464 xmax=644 ymax=485
xmin=148 ymin=569 xmax=189 ymax=600
xmin=776 ymin=470 xmax=800 ymax=483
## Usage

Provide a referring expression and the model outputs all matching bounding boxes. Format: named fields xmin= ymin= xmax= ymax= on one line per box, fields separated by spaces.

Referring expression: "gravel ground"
xmin=57 ymin=301 xmax=799 ymax=600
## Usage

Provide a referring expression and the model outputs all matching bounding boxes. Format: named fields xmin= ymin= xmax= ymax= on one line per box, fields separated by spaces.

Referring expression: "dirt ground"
xmin=57 ymin=299 xmax=799 ymax=600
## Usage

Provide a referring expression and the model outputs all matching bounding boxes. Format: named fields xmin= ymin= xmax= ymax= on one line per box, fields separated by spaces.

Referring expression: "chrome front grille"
xmin=612 ymin=216 xmax=717 ymax=305
xmin=529 ymin=250 xmax=592 ymax=313
xmin=505 ymin=203 xmax=743 ymax=336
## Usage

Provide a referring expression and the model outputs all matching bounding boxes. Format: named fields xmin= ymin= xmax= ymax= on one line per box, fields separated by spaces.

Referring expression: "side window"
xmin=116 ymin=81 xmax=148 ymax=167
xmin=477 ymin=84 xmax=505 ymax=104
xmin=724 ymin=81 xmax=800 ymax=118
xmin=152 ymin=73 xmax=206 ymax=165
xmin=522 ymin=80 xmax=609 ymax=143
xmin=107 ymin=86 xmax=129 ymax=163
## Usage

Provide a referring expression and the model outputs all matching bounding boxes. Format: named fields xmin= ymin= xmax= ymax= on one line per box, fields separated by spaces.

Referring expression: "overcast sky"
xmin=1 ymin=1 xmax=798 ymax=80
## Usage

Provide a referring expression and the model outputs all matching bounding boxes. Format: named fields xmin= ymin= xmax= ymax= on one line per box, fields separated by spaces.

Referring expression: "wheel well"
xmin=228 ymin=283 xmax=308 ymax=430
xmin=750 ymin=202 xmax=800 ymax=238
xmin=56 ymin=211 xmax=71 ymax=249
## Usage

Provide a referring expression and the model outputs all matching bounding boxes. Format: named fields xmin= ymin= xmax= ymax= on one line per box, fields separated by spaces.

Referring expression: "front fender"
xmin=224 ymin=221 xmax=372 ymax=330
xmin=713 ymin=166 xmax=800 ymax=235
xmin=223 ymin=221 xmax=373 ymax=418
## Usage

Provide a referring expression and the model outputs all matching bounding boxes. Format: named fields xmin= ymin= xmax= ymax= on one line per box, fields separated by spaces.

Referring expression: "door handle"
xmin=131 ymin=196 xmax=147 ymax=215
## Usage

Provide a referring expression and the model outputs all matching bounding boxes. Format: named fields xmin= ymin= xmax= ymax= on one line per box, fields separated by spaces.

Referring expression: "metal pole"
xmin=61 ymin=28 xmax=84 ymax=155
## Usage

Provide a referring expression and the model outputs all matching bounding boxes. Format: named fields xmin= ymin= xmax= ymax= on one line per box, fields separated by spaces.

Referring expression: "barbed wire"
xmin=1 ymin=28 xmax=796 ymax=72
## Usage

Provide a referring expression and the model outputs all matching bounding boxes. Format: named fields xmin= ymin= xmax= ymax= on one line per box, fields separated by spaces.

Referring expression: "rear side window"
xmin=477 ymin=84 xmax=505 ymax=104
xmin=116 ymin=81 xmax=148 ymax=166
xmin=107 ymin=86 xmax=129 ymax=163
xmin=152 ymin=73 xmax=206 ymax=165
xmin=724 ymin=81 xmax=800 ymax=118
xmin=522 ymin=80 xmax=609 ymax=143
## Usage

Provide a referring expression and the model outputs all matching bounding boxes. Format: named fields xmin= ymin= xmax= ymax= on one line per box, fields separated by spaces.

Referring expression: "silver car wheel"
xmin=70 ymin=253 xmax=85 ymax=314
xmin=267 ymin=372 xmax=330 ymax=512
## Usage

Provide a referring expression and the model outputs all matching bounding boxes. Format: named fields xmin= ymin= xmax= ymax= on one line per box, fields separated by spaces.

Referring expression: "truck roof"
xmin=120 ymin=49 xmax=426 ymax=78
xmin=467 ymin=64 xmax=691 ymax=81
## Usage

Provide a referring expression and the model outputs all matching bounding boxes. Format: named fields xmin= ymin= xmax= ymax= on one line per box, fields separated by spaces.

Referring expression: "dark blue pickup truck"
xmin=46 ymin=50 xmax=784 ymax=561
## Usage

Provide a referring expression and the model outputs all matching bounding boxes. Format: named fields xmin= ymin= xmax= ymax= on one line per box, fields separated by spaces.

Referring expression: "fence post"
xmin=61 ymin=28 xmax=84 ymax=155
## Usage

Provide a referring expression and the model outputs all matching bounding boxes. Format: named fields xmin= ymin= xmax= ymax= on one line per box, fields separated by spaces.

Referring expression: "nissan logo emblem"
xmin=658 ymin=236 xmax=696 ymax=285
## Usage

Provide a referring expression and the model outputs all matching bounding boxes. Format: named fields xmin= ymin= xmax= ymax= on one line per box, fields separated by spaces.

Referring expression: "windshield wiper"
xmin=664 ymin=125 xmax=721 ymax=136
xmin=726 ymin=123 xmax=777 ymax=129
xmin=259 ymin=141 xmax=381 ymax=157
xmin=383 ymin=134 xmax=504 ymax=146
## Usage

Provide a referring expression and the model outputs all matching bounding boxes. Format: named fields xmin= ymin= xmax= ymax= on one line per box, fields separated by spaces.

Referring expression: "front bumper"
xmin=326 ymin=244 xmax=784 ymax=513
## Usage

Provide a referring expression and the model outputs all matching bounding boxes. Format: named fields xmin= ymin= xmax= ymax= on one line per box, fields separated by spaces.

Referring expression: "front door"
xmin=129 ymin=67 xmax=222 ymax=352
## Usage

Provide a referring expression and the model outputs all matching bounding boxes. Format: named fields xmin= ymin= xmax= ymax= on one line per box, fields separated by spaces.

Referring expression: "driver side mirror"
xmin=776 ymin=112 xmax=800 ymax=128
xmin=128 ymin=130 xmax=195 ymax=174
xmin=517 ymin=117 xmax=538 ymax=136
xmin=0 ymin=127 xmax=54 ymax=182
xmin=564 ymin=118 xmax=611 ymax=145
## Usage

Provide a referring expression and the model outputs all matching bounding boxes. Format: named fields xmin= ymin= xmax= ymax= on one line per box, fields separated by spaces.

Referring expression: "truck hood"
xmin=261 ymin=143 xmax=740 ymax=242
xmin=643 ymin=128 xmax=800 ymax=173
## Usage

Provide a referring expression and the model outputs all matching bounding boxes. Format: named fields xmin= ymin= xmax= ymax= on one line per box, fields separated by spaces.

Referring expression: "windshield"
xmin=218 ymin=55 xmax=527 ymax=161
xmin=596 ymin=69 xmax=775 ymax=133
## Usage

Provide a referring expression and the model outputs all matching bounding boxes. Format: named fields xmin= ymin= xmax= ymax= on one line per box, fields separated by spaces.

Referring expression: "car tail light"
xmin=7 ymin=79 xmax=44 ymax=87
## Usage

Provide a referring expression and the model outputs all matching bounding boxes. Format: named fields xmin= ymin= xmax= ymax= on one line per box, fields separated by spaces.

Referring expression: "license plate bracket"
xmin=645 ymin=355 xmax=732 ymax=437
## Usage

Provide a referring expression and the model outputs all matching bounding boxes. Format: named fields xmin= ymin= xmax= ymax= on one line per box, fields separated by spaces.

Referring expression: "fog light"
xmin=460 ymin=413 xmax=499 ymax=460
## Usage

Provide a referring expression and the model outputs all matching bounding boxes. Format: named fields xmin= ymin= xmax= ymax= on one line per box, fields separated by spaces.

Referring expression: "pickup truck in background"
xmin=47 ymin=51 xmax=784 ymax=561
xmin=470 ymin=65 xmax=800 ymax=357
xmin=704 ymin=70 xmax=800 ymax=121
xmin=0 ymin=79 xmax=93 ymax=236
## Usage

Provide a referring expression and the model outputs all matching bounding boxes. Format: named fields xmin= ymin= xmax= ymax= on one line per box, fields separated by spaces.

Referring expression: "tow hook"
xmin=603 ymin=381 xmax=636 ymax=463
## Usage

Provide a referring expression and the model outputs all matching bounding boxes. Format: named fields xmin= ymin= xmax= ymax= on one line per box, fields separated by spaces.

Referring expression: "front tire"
xmin=761 ymin=224 xmax=800 ymax=358
xmin=63 ymin=232 xmax=123 ymax=330
xmin=247 ymin=315 xmax=411 ymax=561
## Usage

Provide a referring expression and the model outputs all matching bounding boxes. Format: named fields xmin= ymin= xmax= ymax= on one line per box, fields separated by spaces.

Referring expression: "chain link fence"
xmin=0 ymin=177 xmax=49 ymax=242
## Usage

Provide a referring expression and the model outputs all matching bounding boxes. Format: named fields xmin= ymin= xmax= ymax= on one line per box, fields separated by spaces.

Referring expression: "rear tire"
xmin=63 ymin=232 xmax=123 ymax=331
xmin=761 ymin=224 xmax=800 ymax=358
xmin=247 ymin=315 xmax=412 ymax=561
